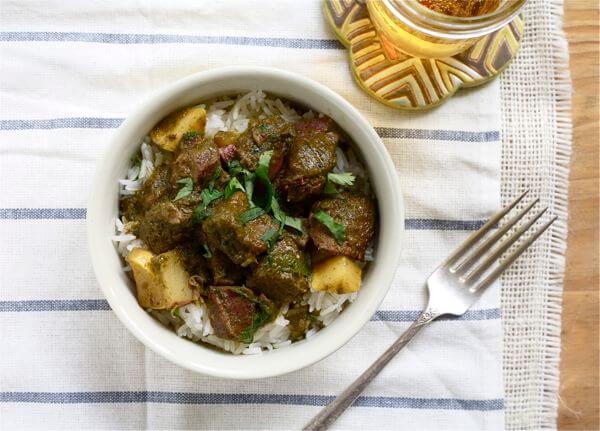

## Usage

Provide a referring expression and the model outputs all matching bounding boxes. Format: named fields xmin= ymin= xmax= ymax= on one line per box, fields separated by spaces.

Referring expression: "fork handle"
xmin=303 ymin=307 xmax=441 ymax=431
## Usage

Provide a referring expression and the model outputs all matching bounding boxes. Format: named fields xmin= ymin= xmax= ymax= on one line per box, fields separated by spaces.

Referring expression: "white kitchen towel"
xmin=1 ymin=1 xmax=520 ymax=429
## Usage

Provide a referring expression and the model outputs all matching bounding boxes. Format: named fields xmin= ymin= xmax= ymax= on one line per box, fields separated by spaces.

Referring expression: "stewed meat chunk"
xmin=139 ymin=201 xmax=195 ymax=254
xmin=170 ymin=135 xmax=220 ymax=186
xmin=140 ymin=164 xmax=172 ymax=211
xmin=201 ymin=191 xmax=277 ymax=266
xmin=280 ymin=117 xmax=338 ymax=202
xmin=236 ymin=116 xmax=294 ymax=178
xmin=246 ymin=235 xmax=310 ymax=303
xmin=205 ymin=286 xmax=275 ymax=342
xmin=309 ymin=192 xmax=376 ymax=261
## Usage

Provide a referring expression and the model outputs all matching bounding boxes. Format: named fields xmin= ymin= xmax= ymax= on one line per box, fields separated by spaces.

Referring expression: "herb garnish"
xmin=223 ymin=177 xmax=245 ymax=199
xmin=173 ymin=177 xmax=193 ymax=201
xmin=313 ymin=209 xmax=345 ymax=244
xmin=271 ymin=197 xmax=304 ymax=234
xmin=239 ymin=207 xmax=266 ymax=224
xmin=227 ymin=160 xmax=255 ymax=205
xmin=238 ymin=303 xmax=273 ymax=344
xmin=227 ymin=160 xmax=252 ymax=177
xmin=224 ymin=287 xmax=274 ymax=343
xmin=253 ymin=150 xmax=274 ymax=210
xmin=193 ymin=185 xmax=223 ymax=223
xmin=323 ymin=172 xmax=355 ymax=195
xmin=245 ymin=176 xmax=255 ymax=207
xmin=260 ymin=226 xmax=280 ymax=249
xmin=327 ymin=172 xmax=356 ymax=186
xmin=191 ymin=166 xmax=226 ymax=222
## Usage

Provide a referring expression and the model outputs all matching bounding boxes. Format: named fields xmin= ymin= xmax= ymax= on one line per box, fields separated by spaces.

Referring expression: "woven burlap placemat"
xmin=499 ymin=0 xmax=572 ymax=428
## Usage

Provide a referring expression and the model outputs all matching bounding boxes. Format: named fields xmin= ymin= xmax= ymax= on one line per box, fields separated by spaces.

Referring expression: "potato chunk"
xmin=154 ymin=250 xmax=194 ymax=306
xmin=311 ymin=255 xmax=362 ymax=294
xmin=126 ymin=248 xmax=194 ymax=309
xmin=150 ymin=106 xmax=206 ymax=152
xmin=127 ymin=248 xmax=164 ymax=309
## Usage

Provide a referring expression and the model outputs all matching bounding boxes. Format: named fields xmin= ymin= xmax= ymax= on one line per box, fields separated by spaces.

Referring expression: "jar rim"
xmin=381 ymin=0 xmax=527 ymax=39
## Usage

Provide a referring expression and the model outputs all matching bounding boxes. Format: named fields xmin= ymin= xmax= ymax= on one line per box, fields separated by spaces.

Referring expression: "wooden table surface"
xmin=558 ymin=1 xmax=599 ymax=430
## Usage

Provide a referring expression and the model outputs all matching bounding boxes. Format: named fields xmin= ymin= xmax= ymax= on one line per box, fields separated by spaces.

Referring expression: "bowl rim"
xmin=87 ymin=66 xmax=404 ymax=379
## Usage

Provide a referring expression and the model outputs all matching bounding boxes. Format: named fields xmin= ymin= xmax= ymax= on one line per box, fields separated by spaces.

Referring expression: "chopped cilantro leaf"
xmin=224 ymin=177 xmax=245 ymax=199
xmin=270 ymin=197 xmax=285 ymax=224
xmin=327 ymin=172 xmax=355 ymax=186
xmin=227 ymin=160 xmax=251 ymax=177
xmin=227 ymin=160 xmax=255 ymax=205
xmin=270 ymin=197 xmax=304 ymax=234
xmin=238 ymin=304 xmax=272 ymax=344
xmin=193 ymin=186 xmax=223 ymax=223
xmin=239 ymin=207 xmax=265 ymax=224
xmin=283 ymin=216 xmax=304 ymax=233
xmin=173 ymin=177 xmax=193 ymax=201
xmin=257 ymin=150 xmax=273 ymax=171
xmin=245 ymin=175 xmax=255 ymax=207
xmin=313 ymin=209 xmax=345 ymax=244
xmin=260 ymin=225 xmax=280 ymax=249
xmin=253 ymin=150 xmax=274 ymax=210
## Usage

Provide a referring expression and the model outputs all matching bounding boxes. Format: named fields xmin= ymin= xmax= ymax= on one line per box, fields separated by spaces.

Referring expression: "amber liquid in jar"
xmin=367 ymin=0 xmax=505 ymax=58
xmin=417 ymin=0 xmax=500 ymax=17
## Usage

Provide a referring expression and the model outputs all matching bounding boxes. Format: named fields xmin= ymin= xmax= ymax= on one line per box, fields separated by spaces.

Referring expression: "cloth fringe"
xmin=539 ymin=0 xmax=572 ymax=428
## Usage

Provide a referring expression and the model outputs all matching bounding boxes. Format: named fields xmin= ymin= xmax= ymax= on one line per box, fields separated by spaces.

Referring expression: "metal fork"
xmin=304 ymin=191 xmax=556 ymax=431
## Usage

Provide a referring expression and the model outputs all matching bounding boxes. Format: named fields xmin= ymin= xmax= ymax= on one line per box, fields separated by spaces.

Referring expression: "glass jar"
xmin=366 ymin=0 xmax=527 ymax=59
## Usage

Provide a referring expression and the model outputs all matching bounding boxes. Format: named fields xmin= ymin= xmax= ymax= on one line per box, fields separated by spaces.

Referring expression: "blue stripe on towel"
xmin=0 ymin=300 xmax=111 ymax=312
xmin=0 ymin=391 xmax=503 ymax=410
xmin=0 ymin=208 xmax=487 ymax=231
xmin=0 ymin=208 xmax=86 ymax=220
xmin=0 ymin=118 xmax=498 ymax=144
xmin=375 ymin=127 xmax=499 ymax=142
xmin=372 ymin=308 xmax=501 ymax=322
xmin=0 ymin=118 xmax=123 ymax=130
xmin=405 ymin=219 xmax=486 ymax=231
xmin=0 ymin=300 xmax=500 ymax=321
xmin=0 ymin=32 xmax=343 ymax=49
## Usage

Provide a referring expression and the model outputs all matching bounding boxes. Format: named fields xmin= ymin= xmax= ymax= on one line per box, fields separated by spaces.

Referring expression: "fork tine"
xmin=471 ymin=216 xmax=557 ymax=291
xmin=444 ymin=190 xmax=529 ymax=265
xmin=464 ymin=207 xmax=548 ymax=282
xmin=452 ymin=198 xmax=539 ymax=274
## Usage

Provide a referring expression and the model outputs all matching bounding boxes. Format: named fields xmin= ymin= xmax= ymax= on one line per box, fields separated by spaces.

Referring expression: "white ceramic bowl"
xmin=87 ymin=66 xmax=404 ymax=379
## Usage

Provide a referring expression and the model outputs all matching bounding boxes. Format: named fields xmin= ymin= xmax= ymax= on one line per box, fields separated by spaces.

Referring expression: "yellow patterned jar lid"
xmin=323 ymin=0 xmax=524 ymax=110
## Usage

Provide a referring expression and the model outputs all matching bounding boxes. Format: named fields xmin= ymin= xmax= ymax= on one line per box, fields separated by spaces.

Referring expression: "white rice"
xmin=115 ymin=90 xmax=372 ymax=354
